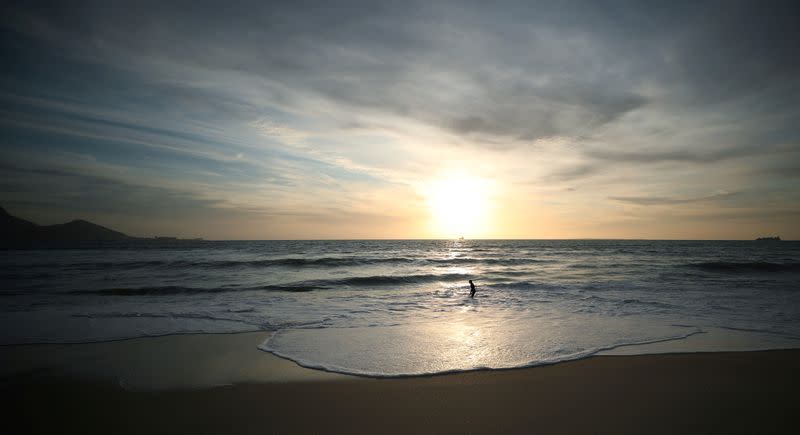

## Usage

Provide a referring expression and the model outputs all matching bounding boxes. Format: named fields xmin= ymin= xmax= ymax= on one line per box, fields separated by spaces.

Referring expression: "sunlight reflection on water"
xmin=261 ymin=312 xmax=700 ymax=376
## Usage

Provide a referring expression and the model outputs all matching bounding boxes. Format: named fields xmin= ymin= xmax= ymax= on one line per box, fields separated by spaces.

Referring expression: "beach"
xmin=3 ymin=240 xmax=799 ymax=433
xmin=5 ymin=240 xmax=800 ymax=376
xmin=3 ymin=0 xmax=799 ymax=432
xmin=3 ymin=332 xmax=798 ymax=434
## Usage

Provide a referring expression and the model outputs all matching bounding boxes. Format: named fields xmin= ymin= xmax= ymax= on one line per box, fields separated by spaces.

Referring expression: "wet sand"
xmin=2 ymin=334 xmax=798 ymax=434
xmin=0 ymin=332 xmax=343 ymax=389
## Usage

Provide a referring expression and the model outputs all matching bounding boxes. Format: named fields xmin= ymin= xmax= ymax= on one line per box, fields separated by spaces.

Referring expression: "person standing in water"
xmin=469 ymin=280 xmax=476 ymax=298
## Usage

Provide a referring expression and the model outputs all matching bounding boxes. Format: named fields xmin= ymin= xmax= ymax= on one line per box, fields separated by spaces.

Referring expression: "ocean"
xmin=2 ymin=239 xmax=799 ymax=376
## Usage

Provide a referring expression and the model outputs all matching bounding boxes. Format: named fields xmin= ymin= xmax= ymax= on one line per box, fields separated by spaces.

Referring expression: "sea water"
xmin=2 ymin=240 xmax=799 ymax=376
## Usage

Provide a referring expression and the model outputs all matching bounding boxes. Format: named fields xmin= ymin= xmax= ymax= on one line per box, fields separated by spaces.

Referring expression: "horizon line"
xmin=149 ymin=237 xmax=797 ymax=242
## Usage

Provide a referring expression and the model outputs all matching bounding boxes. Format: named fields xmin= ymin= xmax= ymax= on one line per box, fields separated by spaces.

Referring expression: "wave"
xmin=258 ymin=327 xmax=706 ymax=378
xmin=61 ymin=257 xmax=417 ymax=269
xmin=686 ymin=261 xmax=800 ymax=273
xmin=580 ymin=295 xmax=675 ymax=309
xmin=70 ymin=284 xmax=328 ymax=296
xmin=427 ymin=257 xmax=551 ymax=265
xmin=34 ymin=256 xmax=555 ymax=270
xmin=68 ymin=272 xmax=473 ymax=296
xmin=71 ymin=311 xmax=259 ymax=325
xmin=327 ymin=272 xmax=470 ymax=286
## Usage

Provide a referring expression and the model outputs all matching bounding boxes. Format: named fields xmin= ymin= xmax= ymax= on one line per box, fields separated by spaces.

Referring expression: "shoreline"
xmin=4 ymin=331 xmax=799 ymax=433
xmin=4 ymin=347 xmax=798 ymax=434
xmin=3 ymin=327 xmax=800 ymax=388
xmin=0 ymin=331 xmax=346 ymax=390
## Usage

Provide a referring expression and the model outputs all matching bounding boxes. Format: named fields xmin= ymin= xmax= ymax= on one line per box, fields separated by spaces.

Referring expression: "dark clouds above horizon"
xmin=1 ymin=0 xmax=798 ymax=238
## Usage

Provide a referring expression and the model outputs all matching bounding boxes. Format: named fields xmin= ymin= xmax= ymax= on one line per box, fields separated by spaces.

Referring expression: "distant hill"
xmin=0 ymin=206 xmax=131 ymax=246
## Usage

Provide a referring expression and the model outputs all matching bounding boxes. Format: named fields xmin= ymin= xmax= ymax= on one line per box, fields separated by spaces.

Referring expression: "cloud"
xmin=4 ymin=1 xmax=798 ymax=150
xmin=585 ymin=143 xmax=798 ymax=165
xmin=252 ymin=118 xmax=309 ymax=144
xmin=609 ymin=192 xmax=739 ymax=206
xmin=543 ymin=164 xmax=601 ymax=182
xmin=1 ymin=0 xmax=799 ymax=238
xmin=0 ymin=0 xmax=655 ymax=144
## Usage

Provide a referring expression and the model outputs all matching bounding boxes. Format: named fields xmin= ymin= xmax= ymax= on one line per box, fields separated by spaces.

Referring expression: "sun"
xmin=424 ymin=173 xmax=493 ymax=238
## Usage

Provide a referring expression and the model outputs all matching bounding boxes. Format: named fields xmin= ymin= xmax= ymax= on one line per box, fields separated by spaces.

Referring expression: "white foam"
xmin=4 ymin=240 xmax=800 ymax=377
xmin=600 ymin=326 xmax=800 ymax=356
xmin=259 ymin=313 xmax=705 ymax=377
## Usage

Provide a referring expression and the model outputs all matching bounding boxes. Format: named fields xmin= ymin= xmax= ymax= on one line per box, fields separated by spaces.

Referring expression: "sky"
xmin=1 ymin=0 xmax=798 ymax=239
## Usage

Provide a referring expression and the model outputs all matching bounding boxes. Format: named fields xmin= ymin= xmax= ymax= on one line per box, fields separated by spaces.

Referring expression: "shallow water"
xmin=2 ymin=240 xmax=799 ymax=375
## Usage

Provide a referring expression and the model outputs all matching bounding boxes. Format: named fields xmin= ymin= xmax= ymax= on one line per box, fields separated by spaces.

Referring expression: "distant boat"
xmin=458 ymin=236 xmax=465 ymax=241
xmin=755 ymin=236 xmax=781 ymax=241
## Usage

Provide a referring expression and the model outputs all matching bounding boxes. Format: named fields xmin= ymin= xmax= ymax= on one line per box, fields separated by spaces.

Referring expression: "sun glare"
xmin=425 ymin=174 xmax=493 ymax=238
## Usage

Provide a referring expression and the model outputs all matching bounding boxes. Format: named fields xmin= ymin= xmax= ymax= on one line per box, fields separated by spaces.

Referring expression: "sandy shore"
xmin=0 ymin=332 xmax=343 ymax=389
xmin=3 ymin=334 xmax=798 ymax=434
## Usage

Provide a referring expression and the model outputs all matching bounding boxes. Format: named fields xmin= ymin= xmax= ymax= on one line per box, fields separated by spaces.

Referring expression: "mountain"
xmin=1 ymin=206 xmax=132 ymax=246
xmin=0 ymin=206 xmax=37 ymax=237
xmin=36 ymin=219 xmax=131 ymax=241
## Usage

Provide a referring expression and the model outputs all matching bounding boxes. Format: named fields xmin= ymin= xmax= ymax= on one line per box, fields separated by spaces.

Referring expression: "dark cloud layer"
xmin=586 ymin=142 xmax=797 ymax=164
xmin=610 ymin=192 xmax=739 ymax=206
xmin=5 ymin=0 xmax=798 ymax=143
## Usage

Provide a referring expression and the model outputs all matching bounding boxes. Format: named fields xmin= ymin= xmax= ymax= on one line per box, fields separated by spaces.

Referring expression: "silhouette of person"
xmin=469 ymin=280 xmax=476 ymax=298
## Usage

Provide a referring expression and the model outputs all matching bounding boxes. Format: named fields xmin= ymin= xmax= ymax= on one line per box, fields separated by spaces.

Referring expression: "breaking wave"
xmin=69 ymin=273 xmax=473 ymax=296
xmin=686 ymin=261 xmax=800 ymax=273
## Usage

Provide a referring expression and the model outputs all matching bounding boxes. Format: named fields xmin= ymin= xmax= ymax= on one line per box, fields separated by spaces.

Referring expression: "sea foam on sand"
xmin=260 ymin=313 xmax=706 ymax=377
